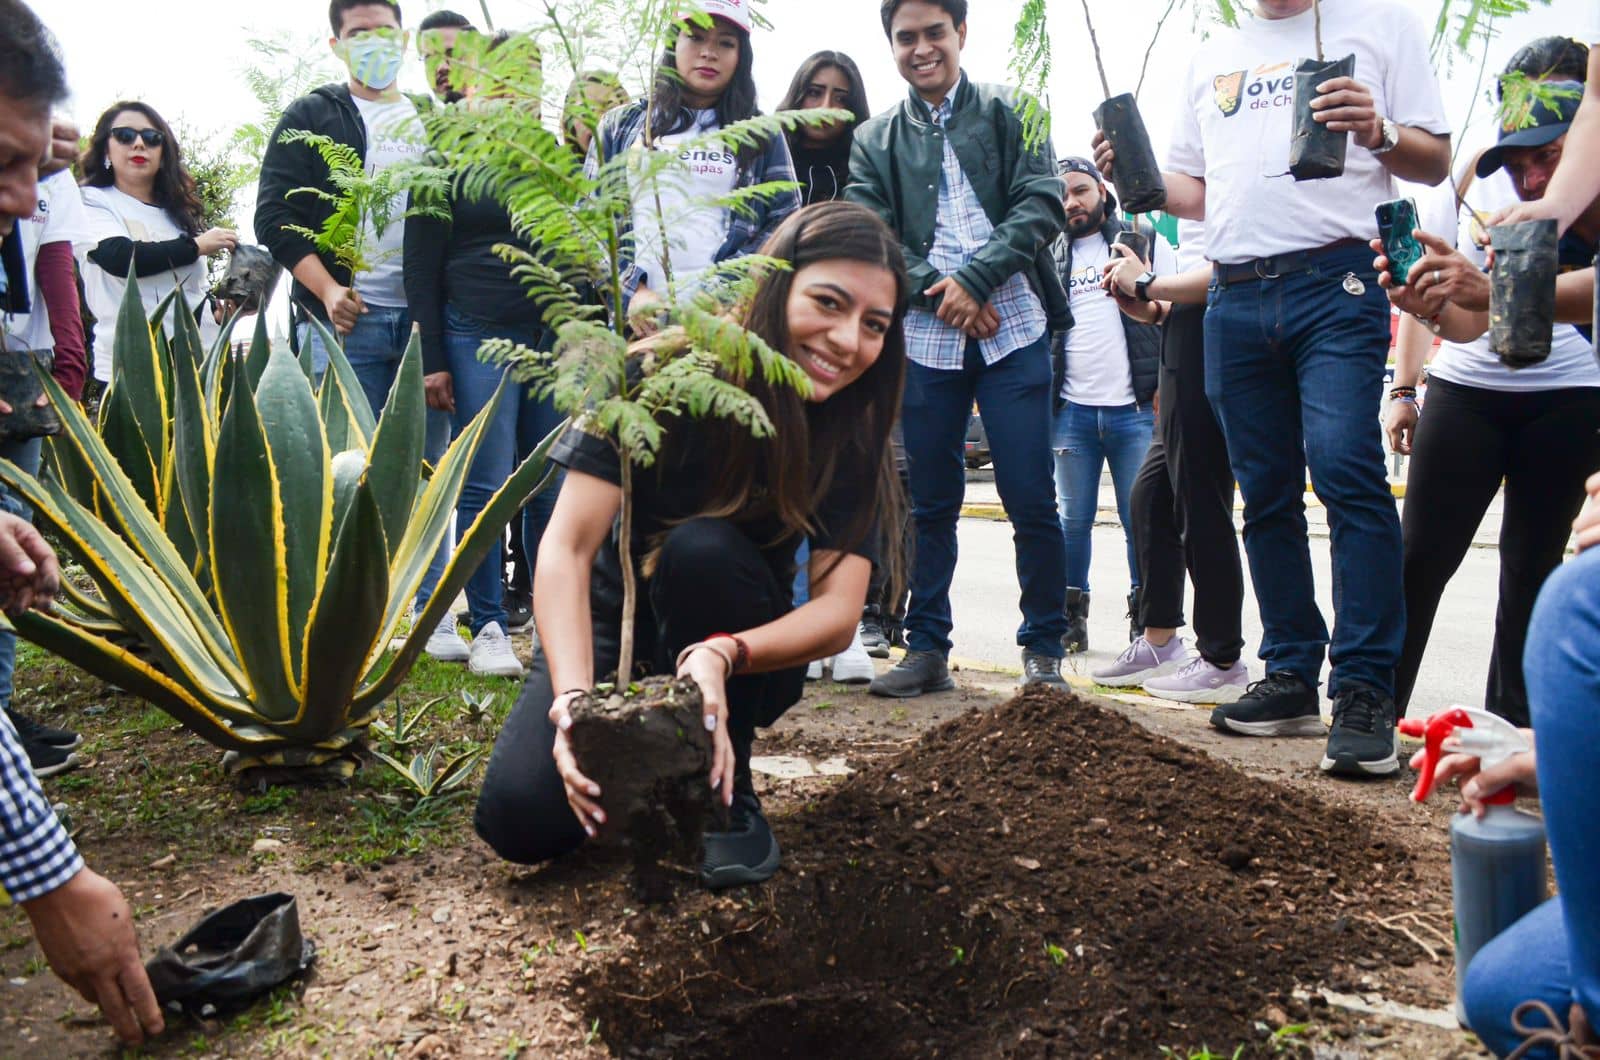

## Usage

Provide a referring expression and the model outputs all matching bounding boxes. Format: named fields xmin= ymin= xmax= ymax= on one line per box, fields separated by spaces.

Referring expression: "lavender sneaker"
xmin=1090 ymin=635 xmax=1188 ymax=687
xmin=1142 ymin=655 xmax=1250 ymax=704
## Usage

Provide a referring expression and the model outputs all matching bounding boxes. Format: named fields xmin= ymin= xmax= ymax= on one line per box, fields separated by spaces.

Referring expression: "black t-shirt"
xmin=551 ymin=413 xmax=880 ymax=594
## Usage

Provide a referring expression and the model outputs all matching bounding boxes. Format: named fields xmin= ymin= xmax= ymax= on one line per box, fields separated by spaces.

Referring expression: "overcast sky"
xmin=39 ymin=0 xmax=1596 ymax=231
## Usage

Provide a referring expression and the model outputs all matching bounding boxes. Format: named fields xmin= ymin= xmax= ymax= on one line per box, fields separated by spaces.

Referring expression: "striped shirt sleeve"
xmin=0 ymin=712 xmax=83 ymax=903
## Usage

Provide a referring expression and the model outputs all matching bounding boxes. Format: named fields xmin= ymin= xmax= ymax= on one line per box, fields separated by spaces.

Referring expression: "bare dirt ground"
xmin=0 ymin=646 xmax=1495 ymax=1059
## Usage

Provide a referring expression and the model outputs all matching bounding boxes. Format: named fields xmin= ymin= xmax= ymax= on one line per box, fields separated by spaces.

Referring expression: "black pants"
xmin=1396 ymin=376 xmax=1600 ymax=726
xmin=474 ymin=518 xmax=805 ymax=865
xmin=1129 ymin=303 xmax=1246 ymax=666
xmin=866 ymin=444 xmax=913 ymax=636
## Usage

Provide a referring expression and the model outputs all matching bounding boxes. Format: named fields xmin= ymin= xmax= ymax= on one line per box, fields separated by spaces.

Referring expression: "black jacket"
xmin=845 ymin=75 xmax=1070 ymax=331
xmin=1050 ymin=215 xmax=1162 ymax=410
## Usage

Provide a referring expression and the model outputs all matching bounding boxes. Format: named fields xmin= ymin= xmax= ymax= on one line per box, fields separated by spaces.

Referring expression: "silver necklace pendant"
xmin=1341 ymin=272 xmax=1367 ymax=296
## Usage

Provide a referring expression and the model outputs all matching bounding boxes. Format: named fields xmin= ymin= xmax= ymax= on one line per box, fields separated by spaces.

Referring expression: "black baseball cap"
xmin=1476 ymin=81 xmax=1582 ymax=177
xmin=1059 ymin=156 xmax=1101 ymax=182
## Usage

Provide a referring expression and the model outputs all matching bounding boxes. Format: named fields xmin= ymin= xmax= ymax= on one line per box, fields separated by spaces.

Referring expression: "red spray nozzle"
xmin=1401 ymin=707 xmax=1526 ymax=806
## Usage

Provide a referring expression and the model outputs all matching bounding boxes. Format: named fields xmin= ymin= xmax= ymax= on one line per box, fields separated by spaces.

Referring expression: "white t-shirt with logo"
xmin=351 ymin=94 xmax=427 ymax=308
xmin=1419 ymin=163 xmax=1598 ymax=391
xmin=1062 ymin=230 xmax=1179 ymax=406
xmin=76 ymin=185 xmax=211 ymax=382
xmin=630 ymin=109 xmax=739 ymax=295
xmin=2 ymin=171 xmax=91 ymax=353
xmin=1174 ymin=218 xmax=1209 ymax=273
xmin=1166 ymin=0 xmax=1450 ymax=264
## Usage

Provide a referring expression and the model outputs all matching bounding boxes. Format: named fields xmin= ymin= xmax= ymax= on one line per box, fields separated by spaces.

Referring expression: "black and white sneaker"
xmin=22 ymin=738 xmax=81 ymax=778
xmin=700 ymin=791 xmax=781 ymax=889
xmin=1321 ymin=684 xmax=1400 ymax=777
xmin=5 ymin=708 xmax=82 ymax=749
xmin=858 ymin=616 xmax=891 ymax=659
xmin=1209 ymin=672 xmax=1325 ymax=737
xmin=504 ymin=592 xmax=534 ymax=635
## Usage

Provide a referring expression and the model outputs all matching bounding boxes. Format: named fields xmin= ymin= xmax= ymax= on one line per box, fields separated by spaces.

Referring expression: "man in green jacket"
xmin=848 ymin=0 xmax=1071 ymax=697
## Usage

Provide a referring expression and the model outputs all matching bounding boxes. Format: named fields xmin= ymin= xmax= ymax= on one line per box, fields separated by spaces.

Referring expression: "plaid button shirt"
xmin=0 ymin=711 xmax=82 ymax=903
xmin=902 ymin=95 xmax=1048 ymax=371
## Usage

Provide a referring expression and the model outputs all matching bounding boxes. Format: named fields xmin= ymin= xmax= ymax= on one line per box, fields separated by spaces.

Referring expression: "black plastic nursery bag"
xmin=1093 ymin=93 xmax=1167 ymax=214
xmin=145 ymin=893 xmax=316 ymax=1013
xmin=1289 ymin=54 xmax=1355 ymax=182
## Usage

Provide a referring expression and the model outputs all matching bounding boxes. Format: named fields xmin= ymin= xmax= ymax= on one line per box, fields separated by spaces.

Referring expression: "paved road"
xmin=946 ymin=515 xmax=1498 ymax=720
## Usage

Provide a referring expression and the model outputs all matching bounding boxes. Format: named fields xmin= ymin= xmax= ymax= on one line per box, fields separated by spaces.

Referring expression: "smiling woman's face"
xmin=675 ymin=19 xmax=740 ymax=107
xmin=783 ymin=259 xmax=898 ymax=403
xmin=107 ymin=108 xmax=162 ymax=185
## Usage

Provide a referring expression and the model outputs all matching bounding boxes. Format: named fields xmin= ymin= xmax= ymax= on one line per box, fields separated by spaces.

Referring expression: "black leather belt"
xmin=1213 ymin=238 xmax=1369 ymax=285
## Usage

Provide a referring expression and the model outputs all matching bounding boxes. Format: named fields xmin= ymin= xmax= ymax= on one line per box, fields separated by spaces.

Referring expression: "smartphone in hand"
xmin=1375 ymin=197 xmax=1423 ymax=286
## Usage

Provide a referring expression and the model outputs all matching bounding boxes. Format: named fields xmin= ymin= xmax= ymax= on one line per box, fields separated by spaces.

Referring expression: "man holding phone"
xmin=1096 ymin=0 xmax=1451 ymax=778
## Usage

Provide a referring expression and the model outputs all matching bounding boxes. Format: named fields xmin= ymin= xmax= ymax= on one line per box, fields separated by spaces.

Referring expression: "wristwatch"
xmin=1133 ymin=271 xmax=1157 ymax=302
xmin=1371 ymin=116 xmax=1401 ymax=155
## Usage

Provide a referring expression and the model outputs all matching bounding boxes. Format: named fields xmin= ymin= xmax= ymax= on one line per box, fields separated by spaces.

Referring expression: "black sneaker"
xmin=700 ymin=791 xmax=781 ymax=889
xmin=1062 ymin=588 xmax=1089 ymax=655
xmin=1020 ymin=650 xmax=1067 ymax=689
xmin=6 ymin=708 xmax=81 ymax=749
xmin=868 ymin=650 xmax=955 ymax=698
xmin=1126 ymin=587 xmax=1143 ymax=644
xmin=22 ymin=738 xmax=81 ymax=778
xmin=504 ymin=591 xmax=534 ymax=634
xmin=859 ymin=616 xmax=891 ymax=659
xmin=1321 ymin=684 xmax=1400 ymax=777
xmin=1209 ymin=672 xmax=1325 ymax=737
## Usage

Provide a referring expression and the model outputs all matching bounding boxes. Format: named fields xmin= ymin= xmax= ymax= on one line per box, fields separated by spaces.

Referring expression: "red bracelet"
xmin=706 ymin=633 xmax=750 ymax=674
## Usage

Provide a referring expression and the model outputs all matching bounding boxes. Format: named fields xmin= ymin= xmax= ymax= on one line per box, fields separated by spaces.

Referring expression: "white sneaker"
xmin=468 ymin=622 xmax=525 ymax=677
xmin=424 ymin=619 xmax=470 ymax=663
xmin=830 ymin=625 xmax=876 ymax=684
xmin=806 ymin=659 xmax=824 ymax=680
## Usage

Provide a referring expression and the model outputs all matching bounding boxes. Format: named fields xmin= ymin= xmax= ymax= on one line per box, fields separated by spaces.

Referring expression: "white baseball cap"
xmin=683 ymin=0 xmax=751 ymax=32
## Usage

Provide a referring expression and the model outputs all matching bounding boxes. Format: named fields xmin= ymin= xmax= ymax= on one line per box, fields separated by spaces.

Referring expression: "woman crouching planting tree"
xmin=475 ymin=202 xmax=907 ymax=888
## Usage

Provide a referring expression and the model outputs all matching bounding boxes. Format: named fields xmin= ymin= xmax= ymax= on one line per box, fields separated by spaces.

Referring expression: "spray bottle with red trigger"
xmin=1399 ymin=706 xmax=1547 ymax=1024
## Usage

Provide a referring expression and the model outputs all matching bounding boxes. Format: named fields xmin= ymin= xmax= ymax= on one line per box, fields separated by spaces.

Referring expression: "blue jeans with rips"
xmin=1461 ymin=545 xmax=1600 ymax=1057
xmin=442 ymin=305 xmax=564 ymax=635
xmin=1051 ymin=400 xmax=1153 ymax=591
xmin=300 ymin=306 xmax=452 ymax=614
xmin=902 ymin=335 xmax=1066 ymax=658
xmin=1203 ymin=244 xmax=1404 ymax=696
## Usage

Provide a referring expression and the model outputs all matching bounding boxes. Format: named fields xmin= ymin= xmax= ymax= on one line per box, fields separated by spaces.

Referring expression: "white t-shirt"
xmin=1166 ymin=0 xmax=1450 ymax=264
xmin=351 ymin=94 xmax=427 ymax=308
xmin=1174 ymin=218 xmax=1209 ymax=273
xmin=1419 ymin=163 xmax=1598 ymax=391
xmin=2 ymin=172 xmax=91 ymax=353
xmin=1062 ymin=229 xmax=1179 ymax=406
xmin=76 ymin=184 xmax=211 ymax=382
xmin=630 ymin=110 xmax=739 ymax=295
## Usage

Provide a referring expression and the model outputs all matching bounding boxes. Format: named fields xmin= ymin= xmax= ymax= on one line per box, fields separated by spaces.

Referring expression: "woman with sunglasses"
xmin=76 ymin=101 xmax=237 ymax=385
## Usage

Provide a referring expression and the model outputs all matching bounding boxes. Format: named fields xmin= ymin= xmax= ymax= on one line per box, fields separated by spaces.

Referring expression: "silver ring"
xmin=1432 ymin=269 xmax=1442 ymax=285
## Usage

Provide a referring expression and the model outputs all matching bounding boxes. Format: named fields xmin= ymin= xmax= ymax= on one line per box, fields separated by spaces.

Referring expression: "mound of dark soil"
xmin=581 ymin=687 xmax=1425 ymax=1058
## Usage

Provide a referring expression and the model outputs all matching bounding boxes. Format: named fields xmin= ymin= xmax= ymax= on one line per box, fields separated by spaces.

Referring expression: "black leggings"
xmin=474 ymin=518 xmax=805 ymax=865
xmin=1130 ymin=303 xmax=1246 ymax=665
xmin=1396 ymin=375 xmax=1600 ymax=726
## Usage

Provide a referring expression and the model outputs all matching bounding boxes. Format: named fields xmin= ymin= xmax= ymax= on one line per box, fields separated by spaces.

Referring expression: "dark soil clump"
xmin=580 ymin=686 xmax=1425 ymax=1057
xmin=567 ymin=675 xmax=714 ymax=900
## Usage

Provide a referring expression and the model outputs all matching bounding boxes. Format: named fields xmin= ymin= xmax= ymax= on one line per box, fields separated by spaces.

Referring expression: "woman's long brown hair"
xmin=79 ymin=100 xmax=205 ymax=236
xmin=669 ymin=200 xmax=909 ymax=585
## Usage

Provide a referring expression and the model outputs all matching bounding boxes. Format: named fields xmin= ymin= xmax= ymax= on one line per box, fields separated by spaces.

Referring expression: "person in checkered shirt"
xmin=0 ymin=0 xmax=163 ymax=1046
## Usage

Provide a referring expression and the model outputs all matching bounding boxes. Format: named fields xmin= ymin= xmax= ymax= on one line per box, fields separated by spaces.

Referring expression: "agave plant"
xmin=0 ymin=277 xmax=558 ymax=778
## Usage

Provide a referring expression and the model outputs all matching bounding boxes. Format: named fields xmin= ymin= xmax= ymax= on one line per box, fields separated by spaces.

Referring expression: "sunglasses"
xmin=110 ymin=126 xmax=165 ymax=148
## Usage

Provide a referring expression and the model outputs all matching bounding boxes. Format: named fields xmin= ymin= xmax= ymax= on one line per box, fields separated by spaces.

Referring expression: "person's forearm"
xmin=1377 ymin=128 xmax=1451 ymax=186
xmin=1555 ymin=267 xmax=1595 ymax=325
xmin=1538 ymin=67 xmax=1600 ymax=233
xmin=290 ymin=254 xmax=342 ymax=304
xmin=532 ymin=543 xmax=595 ymax=696
xmin=1147 ymin=264 xmax=1211 ymax=304
xmin=728 ymin=553 xmax=870 ymax=672
xmin=85 ymin=236 xmax=200 ymax=279
xmin=34 ymin=242 xmax=86 ymax=400
xmin=1437 ymin=303 xmax=1489 ymax=344
xmin=1391 ymin=313 xmax=1433 ymax=386
xmin=1160 ymin=173 xmax=1206 ymax=221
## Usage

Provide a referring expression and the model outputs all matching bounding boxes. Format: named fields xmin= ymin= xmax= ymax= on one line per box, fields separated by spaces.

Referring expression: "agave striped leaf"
xmin=0 ymin=459 xmax=249 ymax=707
xmin=169 ymin=317 xmax=214 ymax=593
xmin=308 ymin=316 xmax=378 ymax=443
xmin=168 ymin=287 xmax=208 ymax=368
xmin=365 ymin=331 xmax=425 ymax=563
xmin=209 ymin=370 xmax=299 ymax=719
xmin=34 ymin=369 xmax=244 ymax=685
xmin=95 ymin=385 xmax=159 ymax=521
xmin=299 ymin=476 xmax=389 ymax=739
xmin=329 ymin=448 xmax=366 ymax=541
xmin=255 ymin=346 xmax=331 ymax=676
xmin=57 ymin=575 xmax=117 ymax=621
xmin=110 ymin=276 xmax=170 ymax=487
xmin=355 ymin=419 xmax=561 ymax=711
xmin=11 ymin=610 xmax=265 ymax=751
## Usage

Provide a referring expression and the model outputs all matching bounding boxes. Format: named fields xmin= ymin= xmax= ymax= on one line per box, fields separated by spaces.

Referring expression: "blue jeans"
xmin=902 ymin=335 xmax=1065 ymax=658
xmin=1462 ymin=546 xmax=1600 ymax=1056
xmin=301 ymin=307 xmax=451 ymax=613
xmin=0 ymin=430 xmax=42 ymax=711
xmin=443 ymin=305 xmax=564 ymax=634
xmin=1203 ymin=245 xmax=1403 ymax=696
xmin=1052 ymin=400 xmax=1153 ymax=591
